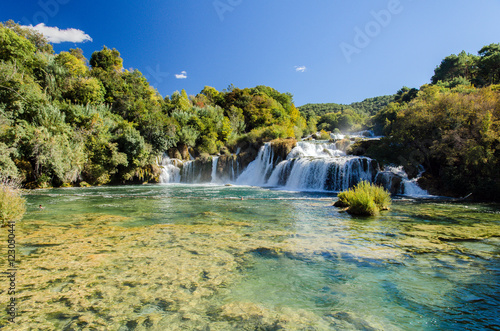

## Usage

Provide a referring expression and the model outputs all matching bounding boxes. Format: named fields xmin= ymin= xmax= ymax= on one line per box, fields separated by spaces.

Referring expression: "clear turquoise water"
xmin=10 ymin=184 xmax=500 ymax=330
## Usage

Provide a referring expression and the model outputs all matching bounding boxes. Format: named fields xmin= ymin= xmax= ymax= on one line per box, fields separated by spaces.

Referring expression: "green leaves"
xmin=0 ymin=21 xmax=307 ymax=187
xmin=336 ymin=181 xmax=391 ymax=216
xmin=0 ymin=24 xmax=36 ymax=65
xmin=478 ymin=44 xmax=500 ymax=86
xmin=89 ymin=46 xmax=123 ymax=72
xmin=0 ymin=178 xmax=26 ymax=226
xmin=431 ymin=44 xmax=500 ymax=88
xmin=381 ymin=85 xmax=500 ymax=199
xmin=55 ymin=51 xmax=88 ymax=77
xmin=65 ymin=77 xmax=105 ymax=105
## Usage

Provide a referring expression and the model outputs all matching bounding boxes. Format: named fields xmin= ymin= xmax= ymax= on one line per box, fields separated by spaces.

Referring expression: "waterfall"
xmin=240 ymin=142 xmax=378 ymax=191
xmin=235 ymin=141 xmax=428 ymax=195
xmin=211 ymin=156 xmax=219 ymax=183
xmin=181 ymin=160 xmax=208 ymax=183
xmin=236 ymin=143 xmax=276 ymax=186
xmin=159 ymin=140 xmax=429 ymax=196
xmin=392 ymin=166 xmax=429 ymax=197
xmin=287 ymin=141 xmax=344 ymax=159
xmin=402 ymin=179 xmax=429 ymax=197
xmin=159 ymin=155 xmax=181 ymax=183
xmin=376 ymin=166 xmax=429 ymax=197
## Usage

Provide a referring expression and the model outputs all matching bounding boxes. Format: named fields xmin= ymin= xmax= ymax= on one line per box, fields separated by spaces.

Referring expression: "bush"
xmin=335 ymin=181 xmax=391 ymax=216
xmin=0 ymin=177 xmax=26 ymax=226
xmin=336 ymin=138 xmax=351 ymax=152
xmin=315 ymin=130 xmax=330 ymax=140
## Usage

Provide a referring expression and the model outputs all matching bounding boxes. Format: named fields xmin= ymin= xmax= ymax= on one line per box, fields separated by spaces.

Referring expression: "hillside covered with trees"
xmin=354 ymin=43 xmax=500 ymax=200
xmin=0 ymin=21 xmax=306 ymax=188
xmin=298 ymin=95 xmax=395 ymax=133
xmin=2 ymin=19 xmax=500 ymax=201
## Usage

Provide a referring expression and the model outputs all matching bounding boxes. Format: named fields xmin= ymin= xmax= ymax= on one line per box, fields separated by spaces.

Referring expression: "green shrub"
xmin=336 ymin=138 xmax=351 ymax=152
xmin=0 ymin=178 xmax=26 ymax=226
xmin=335 ymin=181 xmax=391 ymax=216
xmin=348 ymin=190 xmax=378 ymax=216
xmin=318 ymin=130 xmax=331 ymax=140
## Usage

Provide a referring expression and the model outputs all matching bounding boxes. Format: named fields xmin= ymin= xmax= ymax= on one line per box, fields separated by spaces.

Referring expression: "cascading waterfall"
xmin=160 ymin=140 xmax=429 ymax=196
xmin=274 ymin=156 xmax=376 ymax=192
xmin=387 ymin=166 xmax=429 ymax=196
xmin=238 ymin=142 xmax=378 ymax=192
xmin=211 ymin=156 xmax=219 ymax=183
xmin=158 ymin=155 xmax=181 ymax=183
xmin=180 ymin=160 xmax=206 ymax=184
xmin=236 ymin=143 xmax=276 ymax=186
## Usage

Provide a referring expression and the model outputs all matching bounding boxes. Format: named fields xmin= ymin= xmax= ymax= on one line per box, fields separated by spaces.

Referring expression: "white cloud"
xmin=24 ymin=23 xmax=92 ymax=44
xmin=175 ymin=71 xmax=187 ymax=79
xmin=295 ymin=66 xmax=307 ymax=72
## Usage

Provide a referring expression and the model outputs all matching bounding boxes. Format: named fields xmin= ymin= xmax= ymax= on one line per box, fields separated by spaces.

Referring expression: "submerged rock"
xmin=326 ymin=311 xmax=380 ymax=331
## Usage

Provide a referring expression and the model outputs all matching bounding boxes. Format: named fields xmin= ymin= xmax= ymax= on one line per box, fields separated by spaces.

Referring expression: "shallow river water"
xmin=1 ymin=184 xmax=499 ymax=330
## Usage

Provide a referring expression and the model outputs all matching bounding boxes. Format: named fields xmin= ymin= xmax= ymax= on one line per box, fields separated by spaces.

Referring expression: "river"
xmin=2 ymin=184 xmax=499 ymax=330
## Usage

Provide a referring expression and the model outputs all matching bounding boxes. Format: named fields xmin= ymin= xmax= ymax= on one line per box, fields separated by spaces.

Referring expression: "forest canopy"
xmin=298 ymin=95 xmax=395 ymax=133
xmin=359 ymin=43 xmax=500 ymax=200
xmin=0 ymin=21 xmax=306 ymax=188
xmin=1 ymin=18 xmax=500 ymax=200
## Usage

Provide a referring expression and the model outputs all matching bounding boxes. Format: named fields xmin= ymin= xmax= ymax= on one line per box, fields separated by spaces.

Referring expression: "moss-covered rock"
xmin=217 ymin=154 xmax=239 ymax=181
xmin=270 ymin=138 xmax=297 ymax=164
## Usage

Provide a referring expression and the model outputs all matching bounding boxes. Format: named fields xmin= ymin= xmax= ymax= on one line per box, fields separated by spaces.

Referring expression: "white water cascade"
xmin=159 ymin=155 xmax=181 ymax=183
xmin=159 ymin=140 xmax=429 ymax=196
xmin=389 ymin=166 xmax=429 ymax=197
xmin=211 ymin=156 xmax=219 ymax=183
xmin=237 ymin=142 xmax=379 ymax=192
xmin=236 ymin=143 xmax=276 ymax=186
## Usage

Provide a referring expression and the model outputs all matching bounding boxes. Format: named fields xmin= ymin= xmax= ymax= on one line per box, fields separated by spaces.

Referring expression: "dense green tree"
xmin=0 ymin=142 xmax=19 ymax=179
xmin=317 ymin=113 xmax=339 ymax=132
xmin=477 ymin=43 xmax=500 ymax=86
xmin=200 ymin=86 xmax=223 ymax=106
xmin=0 ymin=24 xmax=36 ymax=65
xmin=55 ymin=51 xmax=88 ymax=77
xmin=168 ymin=89 xmax=192 ymax=112
xmin=13 ymin=122 xmax=85 ymax=186
xmin=370 ymin=102 xmax=404 ymax=135
xmin=382 ymin=85 xmax=500 ymax=199
xmin=3 ymin=20 xmax=53 ymax=54
xmin=90 ymin=46 xmax=123 ymax=72
xmin=0 ymin=59 xmax=47 ymax=120
xmin=70 ymin=48 xmax=86 ymax=62
xmin=299 ymin=95 xmax=394 ymax=120
xmin=394 ymin=86 xmax=419 ymax=104
xmin=65 ymin=77 xmax=105 ymax=105
xmin=431 ymin=51 xmax=478 ymax=84
xmin=226 ymin=105 xmax=246 ymax=135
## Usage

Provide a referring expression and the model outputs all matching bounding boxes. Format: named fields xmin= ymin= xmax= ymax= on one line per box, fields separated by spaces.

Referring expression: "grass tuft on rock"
xmin=335 ymin=181 xmax=391 ymax=216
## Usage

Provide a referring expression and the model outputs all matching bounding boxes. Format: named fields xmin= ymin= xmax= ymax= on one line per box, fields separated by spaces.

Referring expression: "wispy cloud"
xmin=295 ymin=66 xmax=307 ymax=73
xmin=175 ymin=70 xmax=187 ymax=79
xmin=24 ymin=23 xmax=92 ymax=44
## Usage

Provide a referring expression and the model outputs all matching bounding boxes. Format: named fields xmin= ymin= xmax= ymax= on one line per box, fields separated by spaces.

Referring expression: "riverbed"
xmin=1 ymin=184 xmax=499 ymax=330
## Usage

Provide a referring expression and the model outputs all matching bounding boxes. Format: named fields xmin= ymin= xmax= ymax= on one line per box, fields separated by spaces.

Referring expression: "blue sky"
xmin=2 ymin=0 xmax=500 ymax=106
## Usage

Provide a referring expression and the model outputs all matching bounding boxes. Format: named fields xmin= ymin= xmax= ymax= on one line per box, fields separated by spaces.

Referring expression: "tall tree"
xmin=477 ymin=43 xmax=500 ymax=86
xmin=431 ymin=51 xmax=478 ymax=84
xmin=0 ymin=24 xmax=36 ymax=65
xmin=90 ymin=46 xmax=123 ymax=72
